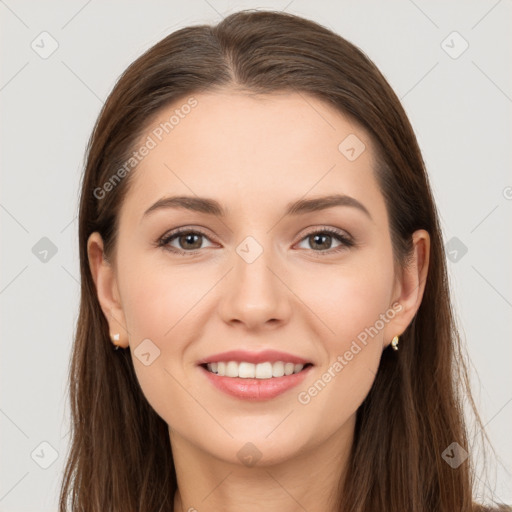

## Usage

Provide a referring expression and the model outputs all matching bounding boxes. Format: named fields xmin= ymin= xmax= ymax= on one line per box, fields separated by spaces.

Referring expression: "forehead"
xmin=120 ymin=90 xmax=385 ymax=223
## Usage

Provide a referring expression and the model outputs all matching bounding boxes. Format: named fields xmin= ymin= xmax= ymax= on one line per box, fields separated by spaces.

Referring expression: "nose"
xmin=217 ymin=240 xmax=292 ymax=331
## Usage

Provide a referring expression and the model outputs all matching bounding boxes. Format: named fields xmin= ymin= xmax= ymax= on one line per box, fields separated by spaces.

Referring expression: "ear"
xmin=87 ymin=232 xmax=129 ymax=348
xmin=383 ymin=229 xmax=430 ymax=348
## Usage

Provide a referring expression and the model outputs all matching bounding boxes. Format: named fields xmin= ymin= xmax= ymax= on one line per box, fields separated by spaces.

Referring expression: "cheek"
xmin=294 ymin=262 xmax=393 ymax=427
xmin=119 ymin=252 xmax=206 ymax=341
xmin=118 ymin=259 xmax=204 ymax=421
xmin=299 ymin=252 xmax=395 ymax=347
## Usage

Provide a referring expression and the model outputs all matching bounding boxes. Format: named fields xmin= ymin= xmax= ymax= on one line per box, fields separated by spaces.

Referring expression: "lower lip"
xmin=199 ymin=365 xmax=313 ymax=401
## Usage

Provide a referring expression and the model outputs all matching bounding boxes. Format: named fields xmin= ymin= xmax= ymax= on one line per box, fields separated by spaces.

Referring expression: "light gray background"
xmin=1 ymin=1 xmax=511 ymax=510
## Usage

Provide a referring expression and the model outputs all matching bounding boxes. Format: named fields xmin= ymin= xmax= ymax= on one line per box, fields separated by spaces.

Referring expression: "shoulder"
xmin=473 ymin=504 xmax=512 ymax=512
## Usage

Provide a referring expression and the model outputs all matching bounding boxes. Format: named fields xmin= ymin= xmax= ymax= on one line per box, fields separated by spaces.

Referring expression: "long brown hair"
xmin=59 ymin=9 xmax=509 ymax=512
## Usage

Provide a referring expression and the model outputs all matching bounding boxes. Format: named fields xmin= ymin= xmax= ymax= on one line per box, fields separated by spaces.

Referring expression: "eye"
xmin=157 ymin=226 xmax=354 ymax=256
xmin=157 ymin=228 xmax=215 ymax=255
xmin=295 ymin=227 xmax=354 ymax=255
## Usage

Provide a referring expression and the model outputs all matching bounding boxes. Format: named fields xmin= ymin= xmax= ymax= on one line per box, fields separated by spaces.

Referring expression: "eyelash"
xmin=156 ymin=226 xmax=355 ymax=257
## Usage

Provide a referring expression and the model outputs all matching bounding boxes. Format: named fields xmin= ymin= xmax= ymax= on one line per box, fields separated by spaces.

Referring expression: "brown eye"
xmin=176 ymin=232 xmax=203 ymax=250
xmin=307 ymin=233 xmax=335 ymax=251
xmin=158 ymin=229 xmax=215 ymax=254
xmin=296 ymin=228 xmax=354 ymax=254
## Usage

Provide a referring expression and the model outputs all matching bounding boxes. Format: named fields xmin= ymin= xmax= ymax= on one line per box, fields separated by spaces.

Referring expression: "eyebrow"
xmin=142 ymin=194 xmax=372 ymax=221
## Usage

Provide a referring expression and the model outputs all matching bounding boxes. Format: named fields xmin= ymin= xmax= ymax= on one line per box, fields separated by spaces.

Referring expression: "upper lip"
xmin=197 ymin=349 xmax=312 ymax=366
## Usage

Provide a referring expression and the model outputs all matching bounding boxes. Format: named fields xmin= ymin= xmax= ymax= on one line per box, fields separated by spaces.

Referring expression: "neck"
xmin=170 ymin=417 xmax=354 ymax=512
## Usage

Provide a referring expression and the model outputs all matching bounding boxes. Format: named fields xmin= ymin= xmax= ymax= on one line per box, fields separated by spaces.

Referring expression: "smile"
xmin=199 ymin=362 xmax=313 ymax=401
xmin=203 ymin=361 xmax=311 ymax=379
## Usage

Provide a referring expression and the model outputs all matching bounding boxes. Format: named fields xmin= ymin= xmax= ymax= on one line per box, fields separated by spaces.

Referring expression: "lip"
xmin=199 ymin=364 xmax=313 ymax=401
xmin=196 ymin=349 xmax=312 ymax=366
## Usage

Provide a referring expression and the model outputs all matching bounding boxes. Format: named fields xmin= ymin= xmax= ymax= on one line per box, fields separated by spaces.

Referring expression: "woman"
xmin=59 ymin=9 xmax=510 ymax=512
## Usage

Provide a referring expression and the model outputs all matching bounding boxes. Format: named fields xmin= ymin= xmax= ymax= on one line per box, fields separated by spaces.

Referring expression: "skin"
xmin=88 ymin=90 xmax=429 ymax=512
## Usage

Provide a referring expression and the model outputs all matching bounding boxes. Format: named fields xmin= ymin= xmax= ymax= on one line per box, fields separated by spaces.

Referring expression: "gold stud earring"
xmin=110 ymin=333 xmax=121 ymax=350
xmin=391 ymin=335 xmax=399 ymax=351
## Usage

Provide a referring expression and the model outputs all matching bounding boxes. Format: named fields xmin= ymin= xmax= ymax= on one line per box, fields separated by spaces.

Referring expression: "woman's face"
xmin=89 ymin=90 xmax=427 ymax=468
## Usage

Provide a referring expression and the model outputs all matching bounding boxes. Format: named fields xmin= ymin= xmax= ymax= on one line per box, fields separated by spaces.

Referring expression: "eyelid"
xmin=298 ymin=225 xmax=352 ymax=241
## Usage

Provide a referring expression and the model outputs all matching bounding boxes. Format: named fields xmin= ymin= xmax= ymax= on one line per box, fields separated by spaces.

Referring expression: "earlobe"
xmin=385 ymin=229 xmax=430 ymax=345
xmin=87 ymin=232 xmax=129 ymax=348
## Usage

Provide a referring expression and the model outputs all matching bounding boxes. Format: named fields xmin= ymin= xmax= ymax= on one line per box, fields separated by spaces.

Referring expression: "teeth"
xmin=272 ymin=361 xmax=284 ymax=377
xmin=226 ymin=361 xmax=238 ymax=377
xmin=239 ymin=362 xmax=255 ymax=378
xmin=205 ymin=361 xmax=306 ymax=379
